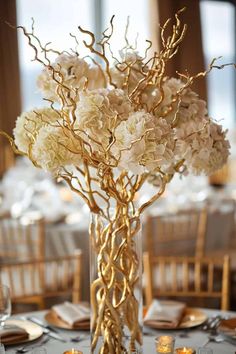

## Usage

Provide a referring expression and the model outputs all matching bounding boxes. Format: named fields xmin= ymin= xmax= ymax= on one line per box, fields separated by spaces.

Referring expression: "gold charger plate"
xmin=45 ymin=310 xmax=90 ymax=330
xmin=4 ymin=319 xmax=43 ymax=345
xmin=144 ymin=308 xmax=207 ymax=330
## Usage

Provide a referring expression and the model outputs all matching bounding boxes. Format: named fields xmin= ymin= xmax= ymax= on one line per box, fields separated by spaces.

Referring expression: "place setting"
xmin=44 ymin=302 xmax=90 ymax=331
xmin=22 ymin=302 xmax=91 ymax=343
xmin=0 ymin=284 xmax=45 ymax=352
xmin=0 ymin=284 xmax=91 ymax=353
xmin=142 ymin=299 xmax=236 ymax=353
xmin=143 ymin=300 xmax=207 ymax=331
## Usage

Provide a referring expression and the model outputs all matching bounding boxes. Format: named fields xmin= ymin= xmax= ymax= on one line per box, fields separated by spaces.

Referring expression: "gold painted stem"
xmin=90 ymin=206 xmax=142 ymax=353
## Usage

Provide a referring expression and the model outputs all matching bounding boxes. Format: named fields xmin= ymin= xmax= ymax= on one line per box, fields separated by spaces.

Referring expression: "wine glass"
xmin=0 ymin=285 xmax=11 ymax=329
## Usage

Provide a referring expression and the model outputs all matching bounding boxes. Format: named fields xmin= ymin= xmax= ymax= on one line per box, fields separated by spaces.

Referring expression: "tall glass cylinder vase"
xmin=90 ymin=209 xmax=143 ymax=353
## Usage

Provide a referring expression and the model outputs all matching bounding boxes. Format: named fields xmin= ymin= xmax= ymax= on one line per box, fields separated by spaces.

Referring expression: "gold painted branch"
xmin=90 ymin=208 xmax=142 ymax=353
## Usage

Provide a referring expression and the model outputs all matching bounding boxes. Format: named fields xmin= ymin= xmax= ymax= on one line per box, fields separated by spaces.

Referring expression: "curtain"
xmin=0 ymin=0 xmax=21 ymax=175
xmin=157 ymin=0 xmax=207 ymax=100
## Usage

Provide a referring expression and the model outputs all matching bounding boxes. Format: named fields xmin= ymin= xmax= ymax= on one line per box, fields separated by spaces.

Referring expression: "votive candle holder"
xmin=175 ymin=348 xmax=196 ymax=354
xmin=155 ymin=335 xmax=175 ymax=353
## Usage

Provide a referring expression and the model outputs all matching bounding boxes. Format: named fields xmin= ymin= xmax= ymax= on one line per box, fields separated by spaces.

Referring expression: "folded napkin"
xmin=219 ymin=318 xmax=236 ymax=337
xmin=52 ymin=302 xmax=90 ymax=327
xmin=144 ymin=300 xmax=186 ymax=328
xmin=0 ymin=326 xmax=29 ymax=344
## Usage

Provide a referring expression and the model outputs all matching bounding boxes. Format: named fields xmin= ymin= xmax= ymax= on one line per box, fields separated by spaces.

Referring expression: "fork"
xmin=202 ymin=315 xmax=228 ymax=333
xmin=16 ymin=336 xmax=50 ymax=353
xmin=70 ymin=334 xmax=88 ymax=342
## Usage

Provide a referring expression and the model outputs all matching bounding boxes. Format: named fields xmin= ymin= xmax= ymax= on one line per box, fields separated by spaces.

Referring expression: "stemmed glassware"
xmin=0 ymin=285 xmax=11 ymax=329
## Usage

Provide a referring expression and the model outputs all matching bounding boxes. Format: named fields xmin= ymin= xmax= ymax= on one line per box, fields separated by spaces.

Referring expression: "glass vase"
xmin=90 ymin=209 xmax=143 ymax=353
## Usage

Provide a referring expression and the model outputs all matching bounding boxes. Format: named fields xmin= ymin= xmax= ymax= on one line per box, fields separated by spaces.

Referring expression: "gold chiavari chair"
xmin=0 ymin=252 xmax=82 ymax=310
xmin=143 ymin=252 xmax=230 ymax=311
xmin=0 ymin=216 xmax=45 ymax=262
xmin=205 ymin=197 xmax=236 ymax=253
xmin=145 ymin=208 xmax=207 ymax=258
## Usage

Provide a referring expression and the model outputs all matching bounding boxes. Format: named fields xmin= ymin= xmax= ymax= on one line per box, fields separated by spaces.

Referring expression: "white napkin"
xmin=144 ymin=300 xmax=186 ymax=328
xmin=52 ymin=302 xmax=90 ymax=327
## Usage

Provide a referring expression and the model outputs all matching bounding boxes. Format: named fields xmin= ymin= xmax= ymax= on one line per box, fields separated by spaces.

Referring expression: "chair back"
xmin=0 ymin=216 xmax=45 ymax=262
xmin=205 ymin=197 xmax=236 ymax=252
xmin=0 ymin=252 xmax=82 ymax=309
xmin=145 ymin=208 xmax=207 ymax=258
xmin=143 ymin=252 xmax=230 ymax=311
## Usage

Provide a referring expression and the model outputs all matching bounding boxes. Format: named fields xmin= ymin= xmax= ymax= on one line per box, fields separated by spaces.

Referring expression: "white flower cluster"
xmin=14 ymin=107 xmax=81 ymax=174
xmin=14 ymin=108 xmax=59 ymax=153
xmin=37 ymin=53 xmax=106 ymax=102
xmin=112 ymin=111 xmax=174 ymax=174
xmin=110 ymin=51 xmax=146 ymax=92
xmin=14 ymin=50 xmax=230 ymax=177
xmin=32 ymin=125 xmax=80 ymax=174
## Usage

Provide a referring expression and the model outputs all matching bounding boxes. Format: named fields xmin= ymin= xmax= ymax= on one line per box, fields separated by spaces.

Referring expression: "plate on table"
xmin=45 ymin=310 xmax=90 ymax=330
xmin=218 ymin=317 xmax=236 ymax=340
xmin=3 ymin=319 xmax=43 ymax=345
xmin=144 ymin=307 xmax=207 ymax=330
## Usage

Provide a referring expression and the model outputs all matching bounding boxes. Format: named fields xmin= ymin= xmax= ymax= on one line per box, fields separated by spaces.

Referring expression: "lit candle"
xmin=175 ymin=347 xmax=196 ymax=354
xmin=155 ymin=335 xmax=175 ymax=353
xmin=63 ymin=350 xmax=83 ymax=354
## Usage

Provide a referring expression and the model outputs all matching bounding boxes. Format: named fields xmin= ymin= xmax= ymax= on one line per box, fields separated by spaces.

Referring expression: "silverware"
xmin=202 ymin=315 xmax=226 ymax=332
xmin=26 ymin=317 xmax=58 ymax=333
xmin=42 ymin=328 xmax=67 ymax=342
xmin=202 ymin=315 xmax=219 ymax=331
xmin=70 ymin=334 xmax=88 ymax=342
xmin=178 ymin=330 xmax=189 ymax=338
xmin=16 ymin=336 xmax=50 ymax=353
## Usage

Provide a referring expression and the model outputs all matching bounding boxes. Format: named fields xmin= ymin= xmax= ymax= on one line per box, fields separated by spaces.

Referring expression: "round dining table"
xmin=4 ymin=308 xmax=236 ymax=354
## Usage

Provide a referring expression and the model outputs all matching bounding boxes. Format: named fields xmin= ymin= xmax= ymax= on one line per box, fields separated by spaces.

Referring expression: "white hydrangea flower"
xmin=13 ymin=108 xmax=60 ymax=153
xmin=112 ymin=110 xmax=175 ymax=174
xmin=32 ymin=125 xmax=81 ymax=174
xmin=145 ymin=78 xmax=207 ymax=127
xmin=111 ymin=51 xmax=146 ymax=92
xmin=37 ymin=54 xmax=106 ymax=102
xmin=74 ymin=88 xmax=133 ymax=156
xmin=174 ymin=120 xmax=230 ymax=175
xmin=107 ymin=89 xmax=133 ymax=119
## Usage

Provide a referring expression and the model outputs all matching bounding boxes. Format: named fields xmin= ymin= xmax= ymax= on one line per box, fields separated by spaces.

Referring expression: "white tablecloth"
xmin=6 ymin=308 xmax=236 ymax=354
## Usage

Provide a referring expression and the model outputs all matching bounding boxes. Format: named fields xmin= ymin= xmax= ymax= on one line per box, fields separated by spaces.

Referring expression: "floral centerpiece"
xmin=3 ymin=10 xmax=230 ymax=353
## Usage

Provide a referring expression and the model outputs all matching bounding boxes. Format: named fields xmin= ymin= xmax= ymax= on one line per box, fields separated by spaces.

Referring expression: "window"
xmin=16 ymin=0 xmax=151 ymax=111
xmin=200 ymin=0 xmax=236 ymax=131
xmin=103 ymin=0 xmax=151 ymax=57
xmin=16 ymin=0 xmax=93 ymax=110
